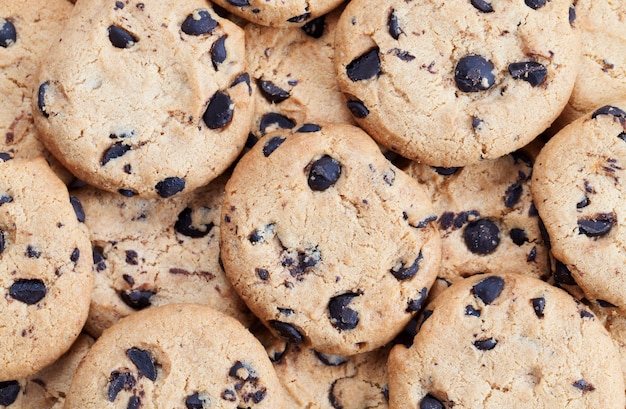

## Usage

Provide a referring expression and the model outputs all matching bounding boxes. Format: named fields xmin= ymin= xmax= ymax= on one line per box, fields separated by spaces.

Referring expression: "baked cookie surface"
xmin=33 ymin=0 xmax=253 ymax=198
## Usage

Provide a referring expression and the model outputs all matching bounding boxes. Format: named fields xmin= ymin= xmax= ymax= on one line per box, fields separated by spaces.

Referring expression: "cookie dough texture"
xmin=73 ymin=173 xmax=254 ymax=337
xmin=0 ymin=157 xmax=93 ymax=381
xmin=0 ymin=0 xmax=73 ymax=183
xmin=64 ymin=303 xmax=285 ymax=409
xmin=334 ymin=0 xmax=581 ymax=167
xmin=220 ymin=123 xmax=441 ymax=356
xmin=388 ymin=273 xmax=625 ymax=408
xmin=33 ymin=0 xmax=253 ymax=198
xmin=532 ymin=102 xmax=626 ymax=310
xmin=405 ymin=150 xmax=550 ymax=283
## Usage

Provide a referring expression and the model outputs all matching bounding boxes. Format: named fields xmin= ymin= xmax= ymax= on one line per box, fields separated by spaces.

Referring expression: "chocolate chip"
xmin=69 ymin=196 xmax=85 ymax=223
xmin=26 ymin=245 xmax=40 ymax=258
xmin=591 ymin=105 xmax=626 ymax=120
xmin=181 ymin=9 xmax=217 ymax=35
xmin=346 ymin=47 xmax=381 ymax=82
xmin=434 ymin=166 xmax=460 ymax=175
xmin=203 ymin=91 xmax=233 ymax=129
xmin=301 ymin=15 xmax=325 ymax=38
xmin=465 ymin=305 xmax=481 ymax=317
xmin=118 ymin=189 xmax=135 ymax=197
xmin=578 ymin=212 xmax=616 ymax=237
xmin=314 ymin=351 xmax=348 ymax=366
xmin=329 ymin=293 xmax=360 ymax=331
xmin=37 ymin=81 xmax=50 ymax=118
xmin=391 ymin=252 xmax=423 ymax=281
xmin=226 ymin=0 xmax=249 ymax=5
xmin=504 ymin=181 xmax=523 ymax=208
xmin=230 ymin=72 xmax=252 ymax=95
xmin=420 ymin=394 xmax=444 ymax=409
xmin=126 ymin=347 xmax=157 ymax=381
xmin=221 ymin=389 xmax=236 ymax=401
xmin=531 ymin=297 xmax=545 ymax=318
xmin=569 ymin=4 xmax=576 ymax=25
xmin=454 ymin=55 xmax=495 ymax=92
xmin=0 ymin=230 xmax=5 ymax=255
xmin=93 ymin=246 xmax=106 ymax=271
xmin=473 ymin=337 xmax=497 ymax=350
xmin=155 ymin=177 xmax=185 ymax=198
xmin=580 ymin=309 xmax=594 ymax=319
xmin=114 ymin=1 xmax=124 ymax=9
xmin=576 ymin=196 xmax=590 ymax=209
xmin=259 ymin=112 xmax=295 ymax=135
xmin=508 ymin=62 xmax=548 ymax=87
xmin=0 ymin=19 xmax=16 ymax=48
xmin=509 ymin=228 xmax=528 ymax=246
xmin=10 ymin=279 xmax=46 ymax=304
xmin=597 ymin=299 xmax=617 ymax=308
xmin=553 ymin=260 xmax=577 ymax=286
xmin=256 ymin=268 xmax=269 ymax=280
xmin=269 ymin=320 xmax=304 ymax=343
xmin=527 ymin=246 xmax=537 ymax=262
xmin=287 ymin=12 xmax=310 ymax=23
xmin=387 ymin=9 xmax=402 ymax=40
xmin=107 ymin=371 xmax=135 ymax=402
xmin=229 ymin=361 xmax=258 ymax=381
xmin=390 ymin=48 xmax=415 ymax=61
xmin=186 ymin=393 xmax=209 ymax=408
xmin=0 ymin=152 xmax=11 ymax=161
xmin=406 ymin=287 xmax=428 ymax=312
xmin=127 ymin=396 xmax=141 ymax=409
xmin=211 ymin=35 xmax=227 ymax=70
xmin=463 ymin=219 xmax=500 ymax=254
xmin=296 ymin=123 xmax=321 ymax=133
xmin=0 ymin=195 xmax=12 ymax=206
xmin=257 ymin=79 xmax=290 ymax=104
xmin=108 ymin=26 xmax=137 ymax=49
xmin=101 ymin=142 xmax=131 ymax=166
xmin=471 ymin=0 xmax=494 ymax=12
xmin=262 ymin=136 xmax=286 ymax=157
xmin=346 ymin=99 xmax=369 ymax=118
xmin=572 ymin=379 xmax=595 ymax=392
xmin=525 ymin=0 xmax=547 ymax=9
xmin=472 ymin=275 xmax=504 ymax=305
xmin=175 ymin=207 xmax=213 ymax=238
xmin=70 ymin=248 xmax=80 ymax=262
xmin=308 ymin=155 xmax=341 ymax=191
xmin=0 ymin=381 xmax=19 ymax=406
xmin=125 ymin=250 xmax=139 ymax=265
xmin=120 ymin=289 xmax=154 ymax=310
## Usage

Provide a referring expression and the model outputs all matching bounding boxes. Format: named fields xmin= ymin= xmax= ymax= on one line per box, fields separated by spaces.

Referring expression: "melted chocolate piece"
xmin=181 ymin=9 xmax=217 ymax=35
xmin=203 ymin=91 xmax=233 ymax=129
xmin=257 ymin=79 xmax=290 ymax=103
xmin=259 ymin=112 xmax=295 ymax=135
xmin=107 ymin=371 xmax=135 ymax=402
xmin=296 ymin=123 xmax=321 ymax=133
xmin=227 ymin=0 xmax=250 ymax=5
xmin=0 ymin=19 xmax=16 ymax=48
xmin=174 ymin=207 xmax=213 ymax=238
xmin=9 ymin=279 xmax=46 ymax=304
xmin=508 ymin=62 xmax=548 ymax=87
xmin=329 ymin=293 xmax=360 ymax=330
xmin=504 ymin=181 xmax=523 ymax=208
xmin=287 ymin=12 xmax=310 ymax=23
xmin=120 ymin=289 xmax=155 ymax=310
xmin=473 ymin=337 xmax=497 ymax=350
xmin=553 ymin=260 xmax=577 ymax=286
xmin=101 ymin=142 xmax=131 ymax=166
xmin=211 ymin=35 xmax=227 ymax=70
xmin=127 ymin=396 xmax=141 ymax=409
xmin=525 ymin=0 xmax=547 ymax=9
xmin=70 ymin=248 xmax=80 ymax=262
xmin=532 ymin=297 xmax=545 ymax=318
xmin=70 ymin=196 xmax=85 ymax=223
xmin=465 ymin=305 xmax=481 ymax=317
xmin=314 ymin=351 xmax=348 ymax=366
xmin=269 ymin=320 xmax=304 ymax=343
xmin=346 ymin=99 xmax=369 ymax=118
xmin=472 ymin=275 xmax=504 ymax=305
xmin=591 ymin=105 xmax=626 ymax=120
xmin=126 ymin=347 xmax=157 ymax=381
xmin=454 ymin=55 xmax=495 ymax=92
xmin=0 ymin=380 xmax=20 ymax=406
xmin=471 ymin=0 xmax=494 ymax=12
xmin=301 ymin=15 xmax=325 ymax=38
xmin=420 ymin=394 xmax=445 ymax=409
xmin=433 ymin=166 xmax=460 ymax=176
xmin=390 ymin=252 xmax=423 ymax=280
xmin=346 ymin=48 xmax=381 ymax=81
xmin=308 ymin=155 xmax=341 ymax=191
xmin=108 ymin=26 xmax=137 ymax=48
xmin=155 ymin=177 xmax=185 ymax=198
xmin=572 ymin=379 xmax=595 ymax=392
xmin=463 ymin=219 xmax=500 ymax=254
xmin=509 ymin=228 xmax=528 ymax=246
xmin=406 ymin=287 xmax=428 ymax=312
xmin=231 ymin=72 xmax=252 ymax=95
xmin=387 ymin=9 xmax=402 ymax=40
xmin=185 ymin=393 xmax=209 ymax=408
xmin=262 ymin=136 xmax=286 ymax=157
xmin=577 ymin=212 xmax=616 ymax=237
xmin=37 ymin=81 xmax=50 ymax=117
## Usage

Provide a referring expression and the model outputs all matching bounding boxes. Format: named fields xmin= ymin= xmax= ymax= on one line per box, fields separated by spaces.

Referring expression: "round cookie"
xmin=64 ymin=303 xmax=285 ymax=408
xmin=334 ymin=0 xmax=581 ymax=167
xmin=245 ymin=7 xmax=354 ymax=143
xmin=532 ymin=102 xmax=626 ymax=310
xmin=404 ymin=148 xmax=550 ymax=283
xmin=33 ymin=0 xmax=253 ymax=198
xmin=0 ymin=157 xmax=94 ymax=381
xmin=220 ymin=123 xmax=442 ymax=356
xmin=387 ymin=273 xmax=625 ymax=408
xmin=210 ymin=0 xmax=344 ymax=28
xmin=72 ymin=173 xmax=254 ymax=338
xmin=0 ymin=0 xmax=73 ymax=183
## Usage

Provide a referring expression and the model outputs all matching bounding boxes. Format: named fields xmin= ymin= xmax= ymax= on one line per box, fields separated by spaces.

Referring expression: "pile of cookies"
xmin=1 ymin=0 xmax=626 ymax=407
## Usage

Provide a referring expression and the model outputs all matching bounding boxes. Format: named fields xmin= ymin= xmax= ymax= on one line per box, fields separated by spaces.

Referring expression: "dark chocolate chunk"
xmin=296 ymin=123 xmax=321 ymax=133
xmin=93 ymin=246 xmax=106 ymax=271
xmin=259 ymin=112 xmax=295 ymax=135
xmin=221 ymin=389 xmax=236 ymax=401
xmin=0 ymin=380 xmax=20 ymax=406
xmin=229 ymin=361 xmax=258 ymax=380
xmin=465 ymin=305 xmax=481 ymax=317
xmin=269 ymin=320 xmax=304 ymax=343
xmin=126 ymin=347 xmax=157 ymax=381
xmin=471 ymin=0 xmax=494 ymax=12
xmin=504 ymin=181 xmax=523 ymax=208
xmin=0 ymin=195 xmax=12 ymax=206
xmin=203 ymin=91 xmax=233 ymax=130
xmin=287 ymin=12 xmax=310 ymax=23
xmin=597 ymin=299 xmax=617 ymax=308
xmin=414 ymin=215 xmax=438 ymax=228
xmin=420 ymin=394 xmax=444 ymax=409
xmin=576 ymin=197 xmax=590 ymax=209
xmin=262 ymin=136 xmax=286 ymax=157
xmin=473 ymin=337 xmax=497 ymax=350
xmin=525 ymin=0 xmax=547 ymax=9
xmin=591 ymin=105 xmax=626 ymax=120
xmin=69 ymin=196 xmax=85 ymax=223
xmin=463 ymin=218 xmax=500 ymax=254
xmin=569 ymin=4 xmax=576 ymax=25
xmin=314 ymin=351 xmax=348 ymax=366
xmin=127 ymin=396 xmax=141 ymax=409
xmin=211 ymin=35 xmax=227 ymax=70
xmin=255 ymin=268 xmax=269 ymax=280
xmin=37 ymin=81 xmax=50 ymax=118
xmin=509 ymin=228 xmax=528 ymax=246
xmin=118 ymin=189 xmax=135 ymax=197
xmin=226 ymin=0 xmax=249 ymax=6
xmin=308 ymin=155 xmax=341 ymax=191
xmin=26 ymin=245 xmax=40 ymax=258
xmin=572 ymin=379 xmax=595 ymax=392
xmin=406 ymin=287 xmax=428 ymax=312
xmin=580 ymin=309 xmax=594 ymax=319
xmin=454 ymin=55 xmax=495 ymax=92
xmin=258 ymin=79 xmax=290 ymax=104
xmin=508 ymin=62 xmax=548 ymax=87
xmin=107 ymin=371 xmax=135 ymax=402
xmin=0 ymin=152 xmax=11 ymax=161
xmin=120 ymin=289 xmax=155 ymax=310
xmin=418 ymin=309 xmax=434 ymax=332
xmin=454 ymin=209 xmax=480 ymax=228
xmin=181 ymin=9 xmax=217 ymax=36
xmin=527 ymin=246 xmax=537 ymax=262
xmin=70 ymin=248 xmax=80 ymax=262
xmin=174 ymin=207 xmax=213 ymax=238
xmin=155 ymin=177 xmax=185 ymax=198
xmin=114 ymin=1 xmax=124 ymax=9
xmin=185 ymin=393 xmax=208 ymax=409
xmin=101 ymin=142 xmax=131 ymax=166
xmin=538 ymin=217 xmax=551 ymax=249
xmin=230 ymin=72 xmax=252 ymax=95
xmin=554 ymin=260 xmax=576 ymax=286
xmin=391 ymin=252 xmax=423 ymax=281
xmin=390 ymin=48 xmax=415 ymax=61
xmin=278 ymin=307 xmax=294 ymax=316
xmin=387 ymin=9 xmax=402 ymax=40
xmin=125 ymin=250 xmax=139 ymax=265
xmin=531 ymin=297 xmax=545 ymax=318
xmin=346 ymin=99 xmax=369 ymax=118
xmin=108 ymin=25 xmax=137 ymax=49
xmin=329 ymin=293 xmax=360 ymax=331
xmin=577 ymin=212 xmax=616 ymax=237
xmin=619 ymin=132 xmax=626 ymax=142
xmin=434 ymin=166 xmax=460 ymax=176
xmin=472 ymin=275 xmax=505 ymax=305
xmin=0 ymin=19 xmax=16 ymax=48
xmin=346 ymin=48 xmax=381 ymax=82
xmin=9 ymin=279 xmax=46 ymax=304
xmin=0 ymin=230 xmax=5 ymax=255
xmin=301 ymin=15 xmax=325 ymax=38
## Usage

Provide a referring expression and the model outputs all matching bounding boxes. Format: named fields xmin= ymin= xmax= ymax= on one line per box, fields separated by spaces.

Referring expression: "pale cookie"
xmin=532 ymin=102 xmax=626 ymax=311
xmin=72 ymin=173 xmax=254 ymax=337
xmin=0 ymin=157 xmax=93 ymax=381
xmin=220 ymin=123 xmax=441 ymax=356
xmin=64 ymin=303 xmax=285 ymax=408
xmin=334 ymin=0 xmax=581 ymax=166
xmin=33 ymin=0 xmax=253 ymax=198
xmin=388 ymin=273 xmax=625 ymax=408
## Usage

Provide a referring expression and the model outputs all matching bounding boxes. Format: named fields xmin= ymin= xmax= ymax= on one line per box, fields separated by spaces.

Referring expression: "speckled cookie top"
xmin=33 ymin=0 xmax=253 ymax=198
xmin=73 ymin=173 xmax=254 ymax=338
xmin=0 ymin=157 xmax=93 ymax=381
xmin=64 ymin=304 xmax=285 ymax=409
xmin=220 ymin=123 xmax=441 ymax=356
xmin=387 ymin=273 xmax=625 ymax=408
xmin=334 ymin=0 xmax=581 ymax=166
xmin=532 ymin=102 xmax=626 ymax=311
